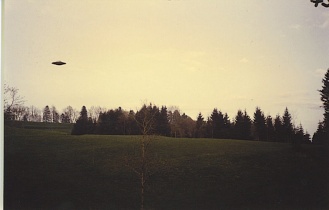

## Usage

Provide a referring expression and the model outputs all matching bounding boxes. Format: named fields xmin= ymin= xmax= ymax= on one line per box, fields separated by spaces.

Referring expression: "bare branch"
xmin=4 ymin=85 xmax=25 ymax=110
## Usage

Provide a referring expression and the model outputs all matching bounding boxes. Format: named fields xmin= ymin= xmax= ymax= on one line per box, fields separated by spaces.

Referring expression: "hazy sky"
xmin=3 ymin=0 xmax=329 ymax=135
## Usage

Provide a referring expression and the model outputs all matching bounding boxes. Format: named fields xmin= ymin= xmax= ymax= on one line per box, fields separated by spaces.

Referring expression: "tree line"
xmin=0 ymin=88 xmax=316 ymax=144
xmin=69 ymin=103 xmax=311 ymax=145
xmin=72 ymin=67 xmax=329 ymax=145
xmin=4 ymin=67 xmax=329 ymax=145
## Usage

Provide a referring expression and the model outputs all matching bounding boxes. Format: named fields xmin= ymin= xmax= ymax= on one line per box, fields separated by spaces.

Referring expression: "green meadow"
xmin=4 ymin=122 xmax=329 ymax=210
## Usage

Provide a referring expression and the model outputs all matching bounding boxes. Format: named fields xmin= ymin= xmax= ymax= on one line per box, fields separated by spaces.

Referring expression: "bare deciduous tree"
xmin=4 ymin=84 xmax=24 ymax=109
xmin=126 ymin=104 xmax=157 ymax=210
xmin=62 ymin=106 xmax=79 ymax=123
xmin=12 ymin=106 xmax=29 ymax=121
xmin=88 ymin=106 xmax=106 ymax=123
xmin=29 ymin=106 xmax=42 ymax=122
xmin=4 ymin=84 xmax=25 ymax=120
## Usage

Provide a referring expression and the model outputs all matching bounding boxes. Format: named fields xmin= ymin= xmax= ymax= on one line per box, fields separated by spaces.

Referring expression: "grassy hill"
xmin=4 ymin=121 xmax=74 ymax=134
xmin=4 ymin=123 xmax=329 ymax=209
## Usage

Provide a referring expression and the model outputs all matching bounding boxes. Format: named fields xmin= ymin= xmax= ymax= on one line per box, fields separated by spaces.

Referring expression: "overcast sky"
xmin=3 ymin=0 xmax=329 ymax=135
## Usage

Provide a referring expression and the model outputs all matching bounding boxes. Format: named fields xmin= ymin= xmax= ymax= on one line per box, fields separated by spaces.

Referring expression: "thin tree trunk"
xmin=141 ymin=173 xmax=144 ymax=210
xmin=141 ymin=135 xmax=146 ymax=210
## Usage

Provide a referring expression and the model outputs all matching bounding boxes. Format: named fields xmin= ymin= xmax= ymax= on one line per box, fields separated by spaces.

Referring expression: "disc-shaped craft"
xmin=52 ymin=61 xmax=66 ymax=65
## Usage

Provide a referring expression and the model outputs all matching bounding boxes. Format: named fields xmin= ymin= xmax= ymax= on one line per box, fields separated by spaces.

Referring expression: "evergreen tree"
xmin=312 ymin=121 xmax=326 ymax=144
xmin=292 ymin=123 xmax=304 ymax=147
xmin=234 ymin=110 xmax=252 ymax=140
xmin=234 ymin=110 xmax=244 ymax=140
xmin=266 ymin=115 xmax=275 ymax=141
xmin=205 ymin=117 xmax=213 ymax=138
xmin=72 ymin=106 xmax=94 ymax=135
xmin=96 ymin=111 xmax=109 ymax=134
xmin=210 ymin=108 xmax=224 ymax=138
xmin=195 ymin=113 xmax=205 ymax=138
xmin=274 ymin=115 xmax=284 ymax=142
xmin=157 ymin=106 xmax=171 ymax=136
xmin=253 ymin=107 xmax=267 ymax=141
xmin=125 ymin=110 xmax=139 ymax=135
xmin=319 ymin=68 xmax=329 ymax=143
xmin=303 ymin=132 xmax=311 ymax=144
xmin=96 ymin=107 xmax=127 ymax=135
xmin=43 ymin=105 xmax=51 ymax=122
xmin=243 ymin=110 xmax=252 ymax=140
xmin=223 ymin=113 xmax=232 ymax=138
xmin=282 ymin=107 xmax=293 ymax=143
xmin=79 ymin=105 xmax=88 ymax=121
xmin=116 ymin=107 xmax=127 ymax=135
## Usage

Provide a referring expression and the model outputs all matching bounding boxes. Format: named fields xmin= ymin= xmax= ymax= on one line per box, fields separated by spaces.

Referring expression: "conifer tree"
xmin=234 ymin=110 xmax=252 ymax=140
xmin=79 ymin=105 xmax=88 ymax=121
xmin=195 ymin=113 xmax=205 ymax=138
xmin=42 ymin=105 xmax=51 ymax=122
xmin=253 ymin=107 xmax=267 ymax=141
xmin=243 ymin=110 xmax=252 ymax=140
xmin=72 ymin=106 xmax=94 ymax=135
xmin=223 ymin=113 xmax=231 ymax=138
xmin=312 ymin=121 xmax=327 ymax=144
xmin=319 ymin=68 xmax=329 ymax=143
xmin=293 ymin=123 xmax=304 ymax=146
xmin=282 ymin=107 xmax=293 ymax=143
xmin=210 ymin=108 xmax=224 ymax=138
xmin=274 ymin=115 xmax=284 ymax=142
xmin=157 ymin=106 xmax=170 ymax=136
xmin=126 ymin=110 xmax=139 ymax=135
xmin=266 ymin=115 xmax=275 ymax=141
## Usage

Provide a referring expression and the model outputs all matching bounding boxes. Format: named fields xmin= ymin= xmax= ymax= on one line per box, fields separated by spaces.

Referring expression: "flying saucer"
xmin=52 ymin=61 xmax=66 ymax=65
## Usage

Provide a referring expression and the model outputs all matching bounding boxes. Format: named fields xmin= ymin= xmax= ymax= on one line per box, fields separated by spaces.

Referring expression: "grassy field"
xmin=4 ymin=123 xmax=329 ymax=210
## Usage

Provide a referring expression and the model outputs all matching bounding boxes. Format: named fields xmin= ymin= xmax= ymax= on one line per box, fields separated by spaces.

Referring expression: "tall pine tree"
xmin=253 ymin=107 xmax=267 ymax=141
xmin=312 ymin=121 xmax=326 ymax=144
xmin=157 ymin=106 xmax=171 ymax=136
xmin=210 ymin=108 xmax=224 ymax=138
xmin=234 ymin=110 xmax=252 ymax=140
xmin=223 ymin=113 xmax=231 ymax=138
xmin=72 ymin=106 xmax=94 ymax=135
xmin=319 ymin=68 xmax=329 ymax=143
xmin=282 ymin=107 xmax=293 ymax=143
xmin=80 ymin=105 xmax=88 ymax=121
xmin=265 ymin=115 xmax=275 ymax=141
xmin=274 ymin=115 xmax=284 ymax=142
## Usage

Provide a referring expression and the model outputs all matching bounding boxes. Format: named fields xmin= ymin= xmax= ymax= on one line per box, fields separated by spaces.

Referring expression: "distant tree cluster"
xmin=4 ymin=103 xmax=79 ymax=124
xmin=193 ymin=107 xmax=310 ymax=144
xmin=8 ymin=73 xmax=329 ymax=146
xmin=3 ymin=85 xmax=88 ymax=124
xmin=69 ymin=103 xmax=311 ymax=144
xmin=71 ymin=104 xmax=171 ymax=136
